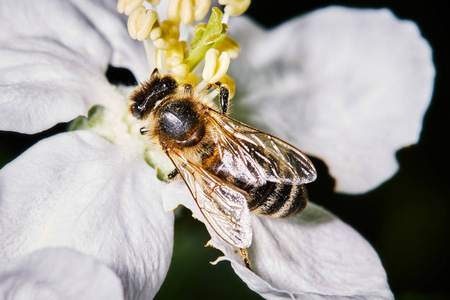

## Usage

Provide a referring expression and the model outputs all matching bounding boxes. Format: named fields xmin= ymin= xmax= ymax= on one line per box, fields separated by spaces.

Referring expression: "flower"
xmin=0 ymin=0 xmax=434 ymax=299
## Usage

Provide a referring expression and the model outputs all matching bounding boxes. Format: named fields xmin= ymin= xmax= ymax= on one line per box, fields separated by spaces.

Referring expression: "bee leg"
xmin=239 ymin=248 xmax=253 ymax=271
xmin=219 ymin=84 xmax=230 ymax=115
xmin=166 ymin=169 xmax=179 ymax=181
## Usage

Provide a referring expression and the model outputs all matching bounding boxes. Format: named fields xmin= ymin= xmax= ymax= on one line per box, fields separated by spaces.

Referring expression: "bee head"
xmin=130 ymin=69 xmax=178 ymax=120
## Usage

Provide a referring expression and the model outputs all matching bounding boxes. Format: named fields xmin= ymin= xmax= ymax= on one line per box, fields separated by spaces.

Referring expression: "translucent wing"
xmin=166 ymin=149 xmax=253 ymax=248
xmin=207 ymin=109 xmax=317 ymax=187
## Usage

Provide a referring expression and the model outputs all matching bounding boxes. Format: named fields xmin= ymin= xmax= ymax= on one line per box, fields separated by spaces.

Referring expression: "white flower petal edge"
xmin=0 ymin=247 xmax=124 ymax=300
xmin=68 ymin=0 xmax=151 ymax=81
xmin=228 ymin=7 xmax=435 ymax=194
xmin=0 ymin=130 xmax=174 ymax=299
xmin=0 ymin=0 xmax=146 ymax=134
xmin=162 ymin=181 xmax=393 ymax=299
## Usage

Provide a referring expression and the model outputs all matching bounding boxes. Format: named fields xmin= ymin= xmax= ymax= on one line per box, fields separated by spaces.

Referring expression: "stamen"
xmin=206 ymin=88 xmax=219 ymax=100
xmin=150 ymin=20 xmax=180 ymax=50
xmin=218 ymin=0 xmax=251 ymax=16
xmin=194 ymin=0 xmax=211 ymax=21
xmin=194 ymin=79 xmax=208 ymax=92
xmin=180 ymin=0 xmax=194 ymax=25
xmin=202 ymin=49 xmax=230 ymax=83
xmin=146 ymin=0 xmax=161 ymax=5
xmin=168 ymin=0 xmax=212 ymax=25
xmin=165 ymin=41 xmax=185 ymax=68
xmin=127 ymin=6 xmax=158 ymax=41
xmin=118 ymin=0 xmax=144 ymax=15
xmin=172 ymin=63 xmax=190 ymax=80
xmin=153 ymin=36 xmax=177 ymax=50
xmin=119 ymin=0 xmax=238 ymax=97
xmin=202 ymin=48 xmax=219 ymax=82
xmin=185 ymin=72 xmax=200 ymax=86
xmin=155 ymin=48 xmax=168 ymax=73
xmin=168 ymin=0 xmax=182 ymax=24
xmin=216 ymin=36 xmax=240 ymax=59
xmin=143 ymin=38 xmax=157 ymax=72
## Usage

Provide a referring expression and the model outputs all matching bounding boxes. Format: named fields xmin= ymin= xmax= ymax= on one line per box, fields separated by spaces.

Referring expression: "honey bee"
xmin=130 ymin=68 xmax=317 ymax=269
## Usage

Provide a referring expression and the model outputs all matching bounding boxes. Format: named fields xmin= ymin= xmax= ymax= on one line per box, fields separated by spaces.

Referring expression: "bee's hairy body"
xmin=130 ymin=69 xmax=316 ymax=251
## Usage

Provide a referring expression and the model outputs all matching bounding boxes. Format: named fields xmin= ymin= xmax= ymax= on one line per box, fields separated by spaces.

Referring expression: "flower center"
xmin=117 ymin=0 xmax=248 ymax=96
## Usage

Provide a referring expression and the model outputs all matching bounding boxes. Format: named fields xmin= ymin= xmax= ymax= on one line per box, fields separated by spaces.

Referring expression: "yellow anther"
xmin=150 ymin=20 xmax=179 ymax=40
xmin=150 ymin=20 xmax=180 ymax=50
xmin=168 ymin=0 xmax=182 ymax=24
xmin=172 ymin=63 xmax=190 ymax=80
xmin=216 ymin=36 xmax=240 ymax=59
xmin=218 ymin=0 xmax=250 ymax=16
xmin=128 ymin=6 xmax=158 ymax=41
xmin=165 ymin=41 xmax=185 ymax=68
xmin=168 ymin=0 xmax=211 ymax=25
xmin=194 ymin=0 xmax=211 ymax=21
xmin=202 ymin=49 xmax=230 ymax=83
xmin=146 ymin=0 xmax=161 ymax=5
xmin=118 ymin=0 xmax=144 ymax=15
xmin=186 ymin=72 xmax=200 ymax=86
xmin=203 ymin=48 xmax=219 ymax=82
xmin=153 ymin=37 xmax=178 ymax=50
xmin=180 ymin=0 xmax=194 ymax=25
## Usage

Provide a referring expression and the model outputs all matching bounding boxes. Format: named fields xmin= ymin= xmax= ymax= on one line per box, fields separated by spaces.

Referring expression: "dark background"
xmin=0 ymin=0 xmax=448 ymax=299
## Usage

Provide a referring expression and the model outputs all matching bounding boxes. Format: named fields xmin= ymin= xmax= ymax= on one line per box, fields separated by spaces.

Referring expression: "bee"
xmin=130 ymin=68 xmax=317 ymax=269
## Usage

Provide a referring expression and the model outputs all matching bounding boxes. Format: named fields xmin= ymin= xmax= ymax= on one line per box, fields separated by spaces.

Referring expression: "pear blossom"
xmin=0 ymin=0 xmax=434 ymax=299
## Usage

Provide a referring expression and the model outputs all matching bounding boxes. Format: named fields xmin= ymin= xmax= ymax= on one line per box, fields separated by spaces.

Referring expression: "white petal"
xmin=0 ymin=247 xmax=123 ymax=300
xmin=228 ymin=7 xmax=435 ymax=193
xmin=163 ymin=182 xmax=393 ymax=299
xmin=69 ymin=0 xmax=150 ymax=81
xmin=0 ymin=131 xmax=174 ymax=299
xmin=221 ymin=204 xmax=394 ymax=299
xmin=0 ymin=0 xmax=146 ymax=134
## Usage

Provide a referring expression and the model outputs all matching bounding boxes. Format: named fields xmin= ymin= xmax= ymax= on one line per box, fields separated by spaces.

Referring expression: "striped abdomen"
xmin=245 ymin=182 xmax=307 ymax=218
xmin=203 ymin=146 xmax=309 ymax=219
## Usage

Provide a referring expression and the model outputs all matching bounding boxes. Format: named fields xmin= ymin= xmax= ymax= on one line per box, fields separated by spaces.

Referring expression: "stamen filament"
xmin=144 ymin=38 xmax=156 ymax=72
xmin=194 ymin=80 xmax=209 ymax=92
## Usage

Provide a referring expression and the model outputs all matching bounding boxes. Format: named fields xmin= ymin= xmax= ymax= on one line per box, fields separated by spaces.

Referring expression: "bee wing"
xmin=207 ymin=109 xmax=317 ymax=186
xmin=166 ymin=149 xmax=253 ymax=249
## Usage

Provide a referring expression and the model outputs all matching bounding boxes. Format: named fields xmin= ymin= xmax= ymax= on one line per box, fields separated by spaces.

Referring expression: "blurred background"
xmin=0 ymin=0 xmax=448 ymax=299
